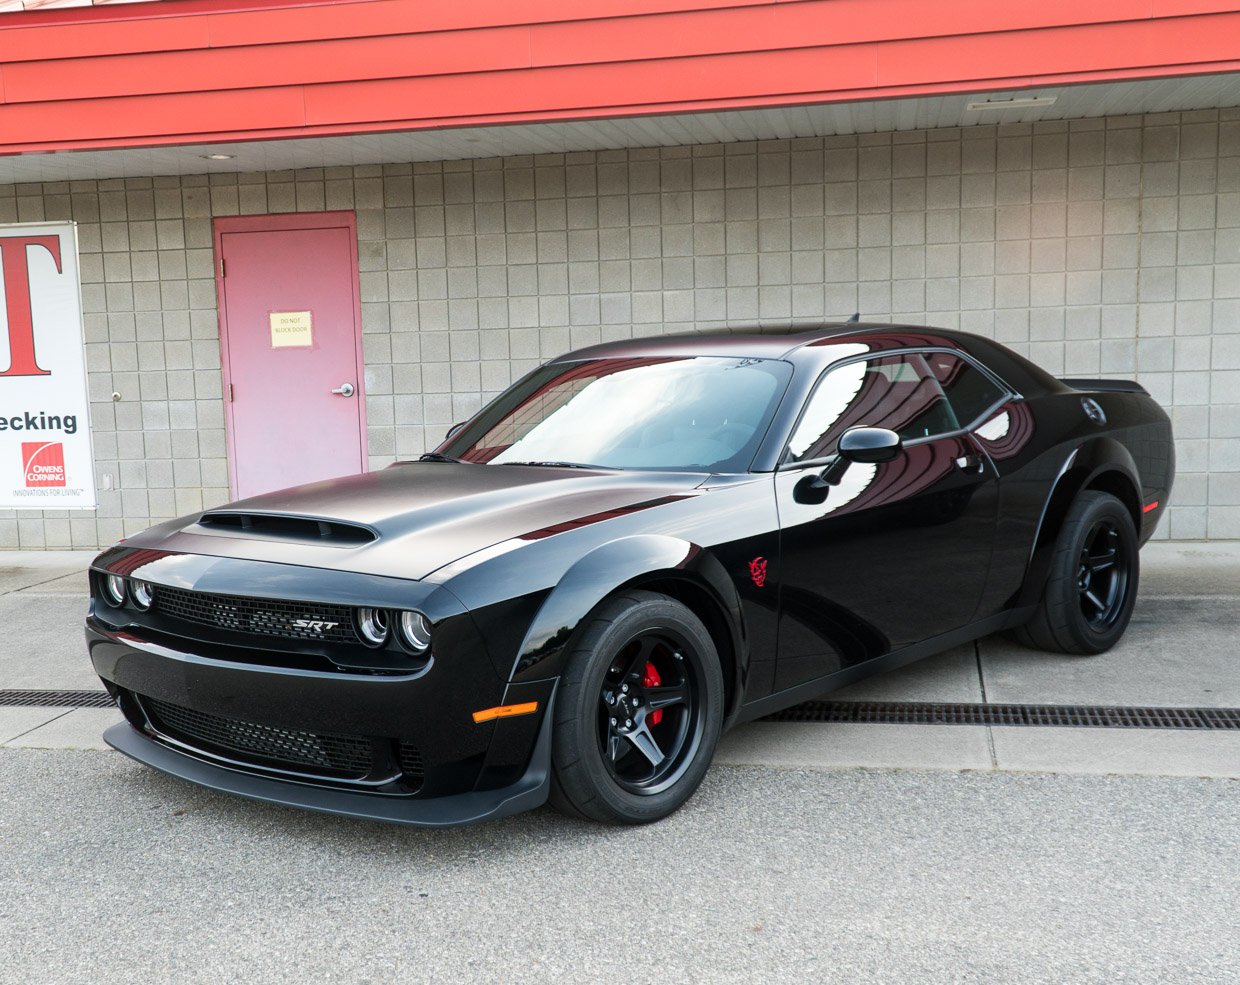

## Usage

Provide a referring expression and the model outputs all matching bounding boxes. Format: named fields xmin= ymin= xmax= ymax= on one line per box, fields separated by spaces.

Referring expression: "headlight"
xmin=100 ymin=574 xmax=126 ymax=607
xmin=396 ymin=610 xmax=432 ymax=653
xmin=356 ymin=607 xmax=389 ymax=647
xmin=130 ymin=580 xmax=154 ymax=610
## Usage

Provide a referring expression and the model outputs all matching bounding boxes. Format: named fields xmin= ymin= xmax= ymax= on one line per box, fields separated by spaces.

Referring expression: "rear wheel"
xmin=1011 ymin=490 xmax=1139 ymax=655
xmin=548 ymin=590 xmax=723 ymax=824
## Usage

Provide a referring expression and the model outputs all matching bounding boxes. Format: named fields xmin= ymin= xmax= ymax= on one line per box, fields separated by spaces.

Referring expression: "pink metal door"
xmin=215 ymin=213 xmax=366 ymax=501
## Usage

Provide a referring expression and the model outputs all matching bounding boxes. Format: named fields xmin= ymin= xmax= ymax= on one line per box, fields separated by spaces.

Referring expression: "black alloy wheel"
xmin=1076 ymin=519 xmax=1128 ymax=631
xmin=1011 ymin=490 xmax=1139 ymax=655
xmin=597 ymin=628 xmax=704 ymax=796
xmin=549 ymin=590 xmax=724 ymax=824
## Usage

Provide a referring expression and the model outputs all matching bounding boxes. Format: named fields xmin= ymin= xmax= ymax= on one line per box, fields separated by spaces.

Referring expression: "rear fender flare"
xmin=1016 ymin=437 xmax=1141 ymax=607
xmin=508 ymin=535 xmax=745 ymax=695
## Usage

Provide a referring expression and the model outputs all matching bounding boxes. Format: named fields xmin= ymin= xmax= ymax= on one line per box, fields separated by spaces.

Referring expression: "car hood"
xmin=123 ymin=463 xmax=707 ymax=581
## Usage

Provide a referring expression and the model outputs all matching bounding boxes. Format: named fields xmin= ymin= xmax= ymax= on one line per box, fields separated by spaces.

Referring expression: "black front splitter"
xmin=104 ymin=698 xmax=554 ymax=828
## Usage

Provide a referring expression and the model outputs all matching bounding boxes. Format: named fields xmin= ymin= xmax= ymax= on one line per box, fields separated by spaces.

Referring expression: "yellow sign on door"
xmin=269 ymin=311 xmax=313 ymax=348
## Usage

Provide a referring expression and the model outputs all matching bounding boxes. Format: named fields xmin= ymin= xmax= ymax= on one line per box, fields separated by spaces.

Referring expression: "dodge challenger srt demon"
xmin=87 ymin=325 xmax=1174 ymax=826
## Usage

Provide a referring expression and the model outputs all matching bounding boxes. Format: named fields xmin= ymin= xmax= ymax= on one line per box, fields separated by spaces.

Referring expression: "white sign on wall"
xmin=0 ymin=222 xmax=96 ymax=509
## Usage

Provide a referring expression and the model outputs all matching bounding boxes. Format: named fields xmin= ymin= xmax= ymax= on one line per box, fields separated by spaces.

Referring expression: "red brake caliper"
xmin=643 ymin=661 xmax=663 ymax=726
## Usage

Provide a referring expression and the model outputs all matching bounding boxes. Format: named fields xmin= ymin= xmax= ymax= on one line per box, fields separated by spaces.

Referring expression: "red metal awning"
xmin=2 ymin=0 xmax=1239 ymax=155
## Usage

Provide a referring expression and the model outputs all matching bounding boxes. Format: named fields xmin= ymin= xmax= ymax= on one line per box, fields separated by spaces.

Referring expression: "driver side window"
xmin=786 ymin=353 xmax=959 ymax=464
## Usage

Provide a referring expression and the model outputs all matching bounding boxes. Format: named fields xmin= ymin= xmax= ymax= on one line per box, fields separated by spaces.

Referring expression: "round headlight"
xmin=396 ymin=610 xmax=432 ymax=653
xmin=356 ymin=607 xmax=389 ymax=647
xmin=101 ymin=574 xmax=126 ymax=607
xmin=130 ymin=580 xmax=154 ymax=611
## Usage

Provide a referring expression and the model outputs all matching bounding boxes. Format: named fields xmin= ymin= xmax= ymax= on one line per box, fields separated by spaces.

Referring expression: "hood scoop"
xmin=194 ymin=511 xmax=377 ymax=546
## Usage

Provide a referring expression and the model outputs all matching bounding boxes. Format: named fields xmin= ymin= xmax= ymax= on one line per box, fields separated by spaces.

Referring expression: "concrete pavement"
xmin=1 ymin=751 xmax=1237 ymax=985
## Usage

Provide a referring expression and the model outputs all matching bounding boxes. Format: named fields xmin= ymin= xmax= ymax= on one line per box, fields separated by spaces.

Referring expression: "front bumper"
xmin=103 ymin=699 xmax=553 ymax=828
xmin=87 ymin=617 xmax=556 ymax=825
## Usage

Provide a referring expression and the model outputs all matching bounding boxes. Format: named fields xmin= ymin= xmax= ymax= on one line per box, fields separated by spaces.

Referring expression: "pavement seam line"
xmin=1 ymin=708 xmax=75 ymax=744
xmin=1141 ymin=594 xmax=1240 ymax=600
xmin=975 ymin=640 xmax=999 ymax=769
xmin=0 ymin=571 xmax=86 ymax=598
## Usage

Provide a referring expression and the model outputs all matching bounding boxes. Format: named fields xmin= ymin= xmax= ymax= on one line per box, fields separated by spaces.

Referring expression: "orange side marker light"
xmin=472 ymin=701 xmax=539 ymax=724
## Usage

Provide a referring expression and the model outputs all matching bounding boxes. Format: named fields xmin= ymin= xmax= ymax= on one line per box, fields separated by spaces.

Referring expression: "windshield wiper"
xmin=418 ymin=452 xmax=465 ymax=463
xmin=496 ymin=460 xmax=604 ymax=470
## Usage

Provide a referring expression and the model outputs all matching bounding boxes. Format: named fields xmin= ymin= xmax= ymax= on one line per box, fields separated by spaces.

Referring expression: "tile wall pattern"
xmin=1 ymin=108 xmax=1237 ymax=547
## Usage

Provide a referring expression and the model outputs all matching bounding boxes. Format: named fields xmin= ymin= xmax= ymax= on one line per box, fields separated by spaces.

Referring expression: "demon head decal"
xmin=748 ymin=556 xmax=768 ymax=588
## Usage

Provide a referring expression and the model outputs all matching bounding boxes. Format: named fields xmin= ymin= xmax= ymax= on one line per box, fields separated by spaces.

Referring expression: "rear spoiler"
xmin=1058 ymin=377 xmax=1148 ymax=395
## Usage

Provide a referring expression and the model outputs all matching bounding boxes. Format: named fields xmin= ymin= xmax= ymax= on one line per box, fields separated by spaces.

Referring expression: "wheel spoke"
xmin=624 ymin=721 xmax=665 ymax=769
xmin=645 ymin=684 xmax=690 ymax=712
xmin=606 ymin=733 xmax=627 ymax=764
xmin=1087 ymin=548 xmax=1117 ymax=572
xmin=1084 ymin=589 xmax=1106 ymax=613
xmin=620 ymin=636 xmax=659 ymax=680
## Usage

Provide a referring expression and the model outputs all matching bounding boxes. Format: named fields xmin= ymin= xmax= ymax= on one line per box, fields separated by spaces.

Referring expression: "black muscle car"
xmin=87 ymin=325 xmax=1174 ymax=826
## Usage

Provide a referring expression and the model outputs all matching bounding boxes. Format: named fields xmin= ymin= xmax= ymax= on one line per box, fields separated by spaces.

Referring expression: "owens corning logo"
xmin=292 ymin=618 xmax=339 ymax=633
xmin=22 ymin=442 xmax=65 ymax=487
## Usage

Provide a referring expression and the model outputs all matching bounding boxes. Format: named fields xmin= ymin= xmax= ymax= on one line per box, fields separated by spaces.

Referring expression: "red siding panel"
xmin=1 ymin=0 xmax=1239 ymax=154
xmin=1 ymin=28 xmax=533 ymax=101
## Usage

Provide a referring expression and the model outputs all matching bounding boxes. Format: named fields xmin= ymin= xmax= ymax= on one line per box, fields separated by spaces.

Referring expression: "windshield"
xmin=441 ymin=356 xmax=792 ymax=472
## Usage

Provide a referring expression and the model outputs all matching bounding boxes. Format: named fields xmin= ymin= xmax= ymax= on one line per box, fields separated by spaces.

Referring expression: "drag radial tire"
xmin=1012 ymin=491 xmax=1140 ymax=655
xmin=548 ymin=590 xmax=724 ymax=824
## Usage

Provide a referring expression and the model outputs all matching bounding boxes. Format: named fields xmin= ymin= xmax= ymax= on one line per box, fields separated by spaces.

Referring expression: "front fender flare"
xmin=508 ymin=535 xmax=744 ymax=691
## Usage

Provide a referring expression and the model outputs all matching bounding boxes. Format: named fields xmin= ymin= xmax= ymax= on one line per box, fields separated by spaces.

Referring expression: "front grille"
xmin=398 ymin=740 xmax=425 ymax=782
xmin=144 ymin=696 xmax=373 ymax=778
xmin=153 ymin=586 xmax=360 ymax=645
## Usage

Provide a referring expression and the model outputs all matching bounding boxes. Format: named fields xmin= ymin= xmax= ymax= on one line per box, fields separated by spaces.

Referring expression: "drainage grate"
xmin=0 ymin=689 xmax=115 ymax=709
xmin=765 ymin=700 xmax=1240 ymax=730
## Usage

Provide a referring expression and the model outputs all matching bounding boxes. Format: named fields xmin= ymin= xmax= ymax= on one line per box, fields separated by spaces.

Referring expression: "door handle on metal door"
xmin=331 ymin=383 xmax=355 ymax=397
xmin=954 ymin=453 xmax=984 ymax=473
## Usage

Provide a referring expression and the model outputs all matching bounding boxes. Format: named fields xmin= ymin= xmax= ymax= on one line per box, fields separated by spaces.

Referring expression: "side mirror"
xmin=445 ymin=421 xmax=466 ymax=440
xmin=837 ymin=426 xmax=902 ymax=465
xmin=792 ymin=427 xmax=902 ymax=505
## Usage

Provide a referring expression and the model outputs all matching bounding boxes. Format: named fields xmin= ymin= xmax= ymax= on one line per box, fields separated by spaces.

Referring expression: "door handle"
xmin=331 ymin=383 xmax=355 ymax=397
xmin=955 ymin=453 xmax=984 ymax=473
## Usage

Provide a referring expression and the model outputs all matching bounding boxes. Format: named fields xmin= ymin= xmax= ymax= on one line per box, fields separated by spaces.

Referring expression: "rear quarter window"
xmin=923 ymin=352 xmax=1007 ymax=428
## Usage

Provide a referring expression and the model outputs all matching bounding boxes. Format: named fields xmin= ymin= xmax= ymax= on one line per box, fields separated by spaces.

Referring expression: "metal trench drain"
xmin=765 ymin=701 xmax=1240 ymax=730
xmin=2 ymin=690 xmax=1239 ymax=731
xmin=0 ymin=689 xmax=117 ymax=709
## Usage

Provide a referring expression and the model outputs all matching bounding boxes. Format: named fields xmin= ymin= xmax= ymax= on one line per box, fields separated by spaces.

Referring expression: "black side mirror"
xmin=793 ymin=427 xmax=903 ymax=505
xmin=445 ymin=421 xmax=466 ymax=440
xmin=837 ymin=426 xmax=903 ymax=465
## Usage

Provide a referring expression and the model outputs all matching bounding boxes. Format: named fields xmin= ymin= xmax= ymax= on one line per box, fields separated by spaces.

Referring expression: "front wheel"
xmin=1011 ymin=490 xmax=1140 ymax=655
xmin=548 ymin=590 xmax=724 ymax=824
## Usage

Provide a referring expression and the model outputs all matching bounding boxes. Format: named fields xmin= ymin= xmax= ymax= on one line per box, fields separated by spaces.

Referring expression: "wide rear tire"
xmin=1011 ymin=490 xmax=1139 ymax=655
xmin=548 ymin=590 xmax=724 ymax=824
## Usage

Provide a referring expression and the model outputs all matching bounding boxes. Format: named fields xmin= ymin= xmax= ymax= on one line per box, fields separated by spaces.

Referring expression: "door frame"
xmin=212 ymin=211 xmax=367 ymax=500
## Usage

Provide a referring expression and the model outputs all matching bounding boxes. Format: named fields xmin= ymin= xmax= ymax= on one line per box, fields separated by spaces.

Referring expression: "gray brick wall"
xmin=1 ymin=108 xmax=1238 ymax=548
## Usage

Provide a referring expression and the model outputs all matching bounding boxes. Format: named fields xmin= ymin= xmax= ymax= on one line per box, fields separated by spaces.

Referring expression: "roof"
xmin=553 ymin=323 xmax=968 ymax=363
